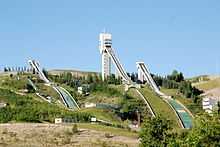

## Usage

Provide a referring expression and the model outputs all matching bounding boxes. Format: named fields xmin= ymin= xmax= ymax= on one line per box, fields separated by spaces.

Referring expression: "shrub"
xmin=104 ymin=133 xmax=114 ymax=138
xmin=72 ymin=124 xmax=78 ymax=134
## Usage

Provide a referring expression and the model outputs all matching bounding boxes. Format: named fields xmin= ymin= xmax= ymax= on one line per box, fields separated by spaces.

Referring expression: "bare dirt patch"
xmin=0 ymin=123 xmax=139 ymax=147
xmin=202 ymin=87 xmax=220 ymax=98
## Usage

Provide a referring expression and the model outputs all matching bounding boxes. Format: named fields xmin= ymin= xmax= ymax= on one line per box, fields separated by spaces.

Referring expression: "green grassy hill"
xmin=139 ymin=86 xmax=180 ymax=129
xmin=0 ymin=71 xmax=200 ymax=133
xmin=49 ymin=69 xmax=99 ymax=79
xmin=194 ymin=77 xmax=220 ymax=91
xmin=0 ymin=88 xmax=92 ymax=123
xmin=0 ymin=74 xmax=124 ymax=125
xmin=0 ymin=74 xmax=29 ymax=91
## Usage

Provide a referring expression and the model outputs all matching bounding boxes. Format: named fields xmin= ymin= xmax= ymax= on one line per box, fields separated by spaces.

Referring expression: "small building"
xmin=128 ymin=120 xmax=141 ymax=131
xmin=0 ymin=102 xmax=7 ymax=108
xmin=78 ymin=87 xmax=83 ymax=94
xmin=55 ymin=118 xmax=62 ymax=124
xmin=202 ymin=97 xmax=219 ymax=113
xmin=77 ymin=84 xmax=90 ymax=95
xmin=91 ymin=117 xmax=97 ymax=122
xmin=85 ymin=103 xmax=96 ymax=108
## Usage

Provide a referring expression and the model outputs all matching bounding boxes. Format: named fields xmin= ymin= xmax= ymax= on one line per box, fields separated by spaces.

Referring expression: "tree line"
xmin=48 ymin=72 xmax=122 ymax=90
xmin=153 ymin=70 xmax=203 ymax=101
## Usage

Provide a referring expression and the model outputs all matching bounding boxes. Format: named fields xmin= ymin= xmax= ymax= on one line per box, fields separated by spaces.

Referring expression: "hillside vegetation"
xmin=0 ymin=70 xmax=200 ymax=130
xmin=0 ymin=73 xmax=119 ymax=124
xmin=0 ymin=88 xmax=91 ymax=123
xmin=194 ymin=77 xmax=220 ymax=91
xmin=139 ymin=86 xmax=180 ymax=129
xmin=0 ymin=70 xmax=218 ymax=147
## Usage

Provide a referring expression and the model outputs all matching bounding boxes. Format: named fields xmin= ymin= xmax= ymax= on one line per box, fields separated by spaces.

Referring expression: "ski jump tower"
xmin=99 ymin=33 xmax=112 ymax=81
xmin=99 ymin=32 xmax=131 ymax=85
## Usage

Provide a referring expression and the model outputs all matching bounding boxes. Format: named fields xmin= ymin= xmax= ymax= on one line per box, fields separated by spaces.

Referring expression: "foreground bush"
xmin=139 ymin=113 xmax=220 ymax=147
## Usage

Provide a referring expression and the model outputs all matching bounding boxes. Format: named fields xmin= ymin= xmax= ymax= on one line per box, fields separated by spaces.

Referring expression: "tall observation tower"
xmin=99 ymin=33 xmax=112 ymax=81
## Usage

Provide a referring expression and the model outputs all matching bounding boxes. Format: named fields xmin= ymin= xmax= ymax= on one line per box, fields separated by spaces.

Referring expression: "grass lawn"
xmin=109 ymin=84 xmax=125 ymax=93
xmin=77 ymin=123 xmax=138 ymax=138
xmin=83 ymin=91 xmax=122 ymax=104
xmin=79 ymin=108 xmax=123 ymax=124
xmin=127 ymin=88 xmax=142 ymax=99
xmin=0 ymin=75 xmax=28 ymax=91
xmin=80 ymin=84 xmax=125 ymax=105
xmin=139 ymin=87 xmax=180 ymax=129
xmin=37 ymin=83 xmax=60 ymax=100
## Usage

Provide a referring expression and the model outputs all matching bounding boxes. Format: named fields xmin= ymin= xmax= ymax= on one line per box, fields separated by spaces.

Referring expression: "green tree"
xmin=139 ymin=116 xmax=173 ymax=147
xmin=177 ymin=72 xmax=184 ymax=82
xmin=66 ymin=72 xmax=73 ymax=84
xmin=4 ymin=67 xmax=8 ymax=72
xmin=167 ymin=70 xmax=184 ymax=82
xmin=87 ymin=74 xmax=94 ymax=84
xmin=72 ymin=124 xmax=78 ymax=134
xmin=26 ymin=82 xmax=36 ymax=93
xmin=179 ymin=81 xmax=202 ymax=99
xmin=183 ymin=113 xmax=220 ymax=147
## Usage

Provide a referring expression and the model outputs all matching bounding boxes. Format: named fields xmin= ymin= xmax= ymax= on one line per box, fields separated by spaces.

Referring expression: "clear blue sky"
xmin=0 ymin=0 xmax=220 ymax=77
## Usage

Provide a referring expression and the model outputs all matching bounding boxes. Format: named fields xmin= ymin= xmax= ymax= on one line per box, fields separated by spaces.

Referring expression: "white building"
xmin=55 ymin=118 xmax=62 ymax=124
xmin=202 ymin=97 xmax=219 ymax=113
xmin=85 ymin=103 xmax=96 ymax=108
xmin=78 ymin=87 xmax=83 ymax=94
xmin=0 ymin=103 xmax=7 ymax=108
xmin=91 ymin=117 xmax=97 ymax=122
xmin=99 ymin=33 xmax=112 ymax=81
xmin=77 ymin=85 xmax=90 ymax=95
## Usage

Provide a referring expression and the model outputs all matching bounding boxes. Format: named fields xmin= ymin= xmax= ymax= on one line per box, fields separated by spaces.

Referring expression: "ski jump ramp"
xmin=137 ymin=62 xmax=167 ymax=97
xmin=99 ymin=33 xmax=132 ymax=85
xmin=28 ymin=60 xmax=50 ymax=83
xmin=136 ymin=62 xmax=193 ymax=129
xmin=99 ymin=32 xmax=156 ymax=117
xmin=28 ymin=60 xmax=79 ymax=110
xmin=105 ymin=48 xmax=156 ymax=117
xmin=105 ymin=47 xmax=132 ymax=85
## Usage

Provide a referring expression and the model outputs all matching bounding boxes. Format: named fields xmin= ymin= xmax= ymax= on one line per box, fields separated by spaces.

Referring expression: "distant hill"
xmin=49 ymin=69 xmax=100 ymax=77
xmin=192 ymin=75 xmax=220 ymax=90
xmin=192 ymin=75 xmax=220 ymax=97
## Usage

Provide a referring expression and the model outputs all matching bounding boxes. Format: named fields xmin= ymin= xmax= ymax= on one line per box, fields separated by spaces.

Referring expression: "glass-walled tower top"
xmin=99 ymin=33 xmax=112 ymax=54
